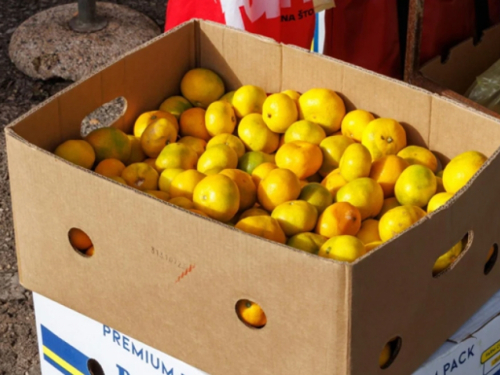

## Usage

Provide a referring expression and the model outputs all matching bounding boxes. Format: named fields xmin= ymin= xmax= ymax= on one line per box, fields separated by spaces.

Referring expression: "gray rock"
xmin=0 ymin=273 xmax=25 ymax=301
xmin=9 ymin=2 xmax=161 ymax=81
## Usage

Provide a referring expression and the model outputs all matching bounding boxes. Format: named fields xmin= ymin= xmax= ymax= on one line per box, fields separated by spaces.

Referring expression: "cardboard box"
xmin=418 ymin=24 xmax=500 ymax=118
xmin=5 ymin=20 xmax=500 ymax=375
xmin=31 ymin=290 xmax=500 ymax=375
xmin=420 ymin=23 xmax=500 ymax=97
xmin=414 ymin=289 xmax=500 ymax=375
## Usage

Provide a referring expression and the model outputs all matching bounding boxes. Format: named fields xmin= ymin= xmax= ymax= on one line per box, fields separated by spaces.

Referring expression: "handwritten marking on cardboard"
xmin=151 ymin=246 xmax=188 ymax=270
xmin=175 ymin=264 xmax=196 ymax=283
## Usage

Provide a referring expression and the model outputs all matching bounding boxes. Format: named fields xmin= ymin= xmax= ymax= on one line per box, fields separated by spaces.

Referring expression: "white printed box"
xmin=34 ymin=290 xmax=500 ymax=375
xmin=34 ymin=293 xmax=207 ymax=375
xmin=414 ymin=290 xmax=500 ymax=375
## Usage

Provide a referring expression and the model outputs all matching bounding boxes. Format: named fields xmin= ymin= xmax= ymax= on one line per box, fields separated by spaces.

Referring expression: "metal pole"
xmin=69 ymin=0 xmax=108 ymax=33
xmin=404 ymin=0 xmax=424 ymax=83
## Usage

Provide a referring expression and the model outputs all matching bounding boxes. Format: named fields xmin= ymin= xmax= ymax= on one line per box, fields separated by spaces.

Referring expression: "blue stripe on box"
xmin=41 ymin=325 xmax=90 ymax=375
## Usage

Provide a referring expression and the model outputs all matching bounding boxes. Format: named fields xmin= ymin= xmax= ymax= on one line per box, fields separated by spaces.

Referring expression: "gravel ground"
xmin=0 ymin=1 xmax=166 ymax=374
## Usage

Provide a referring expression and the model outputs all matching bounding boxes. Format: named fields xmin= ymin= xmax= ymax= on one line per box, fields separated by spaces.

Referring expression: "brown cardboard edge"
xmin=345 ymin=263 xmax=353 ymax=373
xmin=4 ymin=135 xmax=24 ymax=284
xmin=279 ymin=41 xmax=358 ymax=371
xmin=352 ymin=217 xmax=430 ymax=266
xmin=196 ymin=17 xmax=287 ymax=46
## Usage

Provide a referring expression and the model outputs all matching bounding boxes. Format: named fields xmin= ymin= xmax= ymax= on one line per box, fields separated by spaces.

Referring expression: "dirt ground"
xmin=0 ymin=1 xmax=166 ymax=374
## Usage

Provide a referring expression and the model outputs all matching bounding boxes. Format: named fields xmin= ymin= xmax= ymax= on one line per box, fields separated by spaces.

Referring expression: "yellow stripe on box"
xmin=42 ymin=346 xmax=86 ymax=375
xmin=492 ymin=354 xmax=500 ymax=367
xmin=482 ymin=339 xmax=500 ymax=364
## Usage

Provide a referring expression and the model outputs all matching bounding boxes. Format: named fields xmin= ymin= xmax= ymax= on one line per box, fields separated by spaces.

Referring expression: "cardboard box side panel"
xmin=198 ymin=22 xmax=282 ymax=93
xmin=99 ymin=61 xmax=127 ymax=132
xmin=57 ymin=74 xmax=103 ymax=140
xmin=22 ymin=64 xmax=128 ymax=143
xmin=429 ymin=97 xmax=500 ymax=160
xmin=122 ymin=23 xmax=195 ymax=131
xmin=349 ymin=145 xmax=500 ymax=374
xmin=421 ymin=24 xmax=500 ymax=95
xmin=282 ymin=48 xmax=433 ymax=147
xmin=6 ymin=100 xmax=62 ymax=152
xmin=281 ymin=47 xmax=344 ymax=98
xmin=341 ymin=64 xmax=432 ymax=148
xmin=10 ymin=137 xmax=350 ymax=375
xmin=100 ymin=60 xmax=127 ymax=105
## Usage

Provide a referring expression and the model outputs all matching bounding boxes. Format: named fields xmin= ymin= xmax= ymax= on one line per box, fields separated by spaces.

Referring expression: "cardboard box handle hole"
xmin=235 ymin=299 xmax=267 ymax=329
xmin=380 ymin=336 xmax=402 ymax=370
xmin=80 ymin=97 xmax=127 ymax=138
xmin=87 ymin=359 xmax=105 ymax=375
xmin=432 ymin=231 xmax=472 ymax=278
xmin=68 ymin=228 xmax=94 ymax=258
xmin=484 ymin=244 xmax=498 ymax=275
